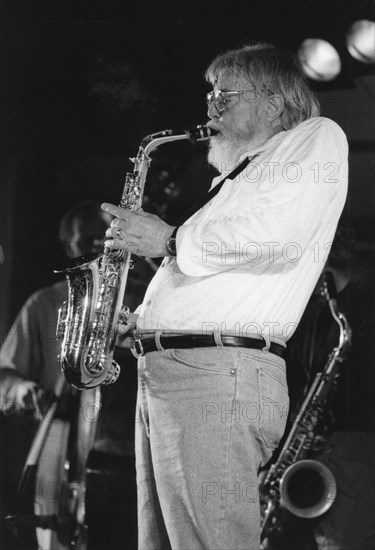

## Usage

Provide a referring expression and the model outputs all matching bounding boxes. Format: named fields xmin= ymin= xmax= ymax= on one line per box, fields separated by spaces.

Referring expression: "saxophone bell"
xmin=279 ymin=459 xmax=337 ymax=518
xmin=56 ymin=254 xmax=123 ymax=389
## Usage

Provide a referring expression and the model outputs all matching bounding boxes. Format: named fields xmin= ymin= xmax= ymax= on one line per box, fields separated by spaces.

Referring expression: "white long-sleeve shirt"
xmin=137 ymin=117 xmax=348 ymax=346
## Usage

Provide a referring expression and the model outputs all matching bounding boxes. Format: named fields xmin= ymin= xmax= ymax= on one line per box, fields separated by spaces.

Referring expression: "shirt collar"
xmin=238 ymin=128 xmax=286 ymax=163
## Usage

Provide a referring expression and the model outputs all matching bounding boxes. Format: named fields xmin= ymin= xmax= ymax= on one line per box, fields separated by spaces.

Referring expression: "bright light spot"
xmin=298 ymin=39 xmax=342 ymax=81
xmin=347 ymin=20 xmax=375 ymax=63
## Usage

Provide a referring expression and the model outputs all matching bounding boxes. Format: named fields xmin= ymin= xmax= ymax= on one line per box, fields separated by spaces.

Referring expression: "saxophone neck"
xmin=323 ymin=274 xmax=352 ymax=353
xmin=125 ymin=124 xmax=217 ymax=210
xmin=139 ymin=124 xmax=217 ymax=158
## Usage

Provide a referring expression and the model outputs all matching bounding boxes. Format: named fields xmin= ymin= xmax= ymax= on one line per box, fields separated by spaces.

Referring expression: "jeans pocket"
xmin=170 ymin=348 xmax=237 ymax=376
xmin=257 ymin=360 xmax=289 ymax=449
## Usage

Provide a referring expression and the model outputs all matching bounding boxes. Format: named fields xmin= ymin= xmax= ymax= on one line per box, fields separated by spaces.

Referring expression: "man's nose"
xmin=207 ymin=101 xmax=220 ymax=119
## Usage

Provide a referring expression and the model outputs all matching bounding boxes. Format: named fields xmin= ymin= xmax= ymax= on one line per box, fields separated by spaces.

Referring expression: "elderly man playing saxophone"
xmin=102 ymin=43 xmax=348 ymax=550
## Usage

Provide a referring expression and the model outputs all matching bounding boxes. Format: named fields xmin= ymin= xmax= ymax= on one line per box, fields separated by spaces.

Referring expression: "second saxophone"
xmin=260 ymin=272 xmax=351 ymax=548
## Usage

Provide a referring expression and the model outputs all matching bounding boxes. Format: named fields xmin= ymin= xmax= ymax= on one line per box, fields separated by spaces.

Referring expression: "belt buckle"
xmin=133 ymin=335 xmax=145 ymax=356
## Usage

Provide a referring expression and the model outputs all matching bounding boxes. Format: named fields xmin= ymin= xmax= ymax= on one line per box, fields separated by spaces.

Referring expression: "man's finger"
xmin=30 ymin=390 xmax=43 ymax=421
xmin=117 ymin=322 xmax=136 ymax=335
xmin=116 ymin=334 xmax=135 ymax=349
xmin=102 ymin=203 xmax=134 ymax=220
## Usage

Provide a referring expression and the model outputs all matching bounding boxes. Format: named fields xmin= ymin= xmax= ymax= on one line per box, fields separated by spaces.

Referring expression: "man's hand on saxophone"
xmin=116 ymin=312 xmax=139 ymax=350
xmin=102 ymin=203 xmax=177 ymax=258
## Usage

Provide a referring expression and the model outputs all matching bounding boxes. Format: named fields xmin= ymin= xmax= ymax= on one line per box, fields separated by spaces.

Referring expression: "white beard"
xmin=207 ymin=135 xmax=253 ymax=175
xmin=208 ymin=136 xmax=246 ymax=175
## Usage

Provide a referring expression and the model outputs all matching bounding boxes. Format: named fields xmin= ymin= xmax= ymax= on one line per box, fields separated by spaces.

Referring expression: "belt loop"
xmin=131 ymin=347 xmax=140 ymax=359
xmin=261 ymin=331 xmax=271 ymax=352
xmin=133 ymin=330 xmax=143 ymax=357
xmin=154 ymin=330 xmax=165 ymax=351
xmin=213 ymin=330 xmax=224 ymax=348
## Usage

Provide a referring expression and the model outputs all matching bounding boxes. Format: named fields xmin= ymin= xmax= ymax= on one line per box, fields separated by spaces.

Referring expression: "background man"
xmin=0 ymin=200 xmax=112 ymax=549
xmin=0 ymin=199 xmax=112 ymax=416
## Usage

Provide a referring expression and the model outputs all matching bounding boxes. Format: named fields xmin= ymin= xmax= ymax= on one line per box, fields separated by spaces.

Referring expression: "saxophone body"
xmin=260 ymin=273 xmax=351 ymax=547
xmin=56 ymin=125 xmax=215 ymax=389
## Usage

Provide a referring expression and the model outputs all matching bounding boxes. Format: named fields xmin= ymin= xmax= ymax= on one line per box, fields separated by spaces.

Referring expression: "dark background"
xmin=0 ymin=3 xmax=374 ymax=549
xmin=0 ymin=0 xmax=374 ymax=334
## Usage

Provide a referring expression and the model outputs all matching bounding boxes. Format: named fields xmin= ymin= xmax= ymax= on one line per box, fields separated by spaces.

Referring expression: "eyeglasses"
xmin=206 ymin=90 xmax=245 ymax=113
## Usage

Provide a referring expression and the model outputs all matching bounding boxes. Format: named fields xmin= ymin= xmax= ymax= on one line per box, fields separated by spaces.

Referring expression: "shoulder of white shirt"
xmin=238 ymin=116 xmax=347 ymax=164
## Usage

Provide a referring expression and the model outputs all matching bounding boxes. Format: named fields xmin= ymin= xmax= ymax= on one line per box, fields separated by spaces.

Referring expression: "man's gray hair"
xmin=205 ymin=43 xmax=320 ymax=130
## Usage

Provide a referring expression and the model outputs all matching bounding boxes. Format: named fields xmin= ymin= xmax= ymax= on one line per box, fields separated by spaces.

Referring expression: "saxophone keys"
xmin=56 ymin=301 xmax=68 ymax=340
xmin=103 ymin=360 xmax=121 ymax=385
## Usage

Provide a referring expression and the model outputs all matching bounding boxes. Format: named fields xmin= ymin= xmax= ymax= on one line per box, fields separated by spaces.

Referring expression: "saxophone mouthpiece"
xmin=187 ymin=125 xmax=218 ymax=141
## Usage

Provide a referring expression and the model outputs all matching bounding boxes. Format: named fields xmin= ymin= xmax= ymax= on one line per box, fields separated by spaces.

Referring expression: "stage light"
xmin=298 ymin=39 xmax=342 ymax=81
xmin=347 ymin=20 xmax=375 ymax=63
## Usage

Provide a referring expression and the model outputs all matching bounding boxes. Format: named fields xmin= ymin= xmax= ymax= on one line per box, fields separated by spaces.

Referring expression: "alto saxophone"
xmin=260 ymin=272 xmax=351 ymax=548
xmin=56 ymin=125 xmax=216 ymax=389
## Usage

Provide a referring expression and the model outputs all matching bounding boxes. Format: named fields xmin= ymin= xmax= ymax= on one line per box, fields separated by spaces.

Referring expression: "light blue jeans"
xmin=136 ymin=347 xmax=289 ymax=550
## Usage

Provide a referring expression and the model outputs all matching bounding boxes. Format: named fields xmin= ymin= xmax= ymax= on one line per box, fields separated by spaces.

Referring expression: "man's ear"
xmin=266 ymin=94 xmax=284 ymax=122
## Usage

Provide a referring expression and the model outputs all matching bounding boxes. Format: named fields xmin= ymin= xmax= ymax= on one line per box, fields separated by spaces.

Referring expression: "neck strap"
xmin=175 ymin=154 xmax=258 ymax=226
